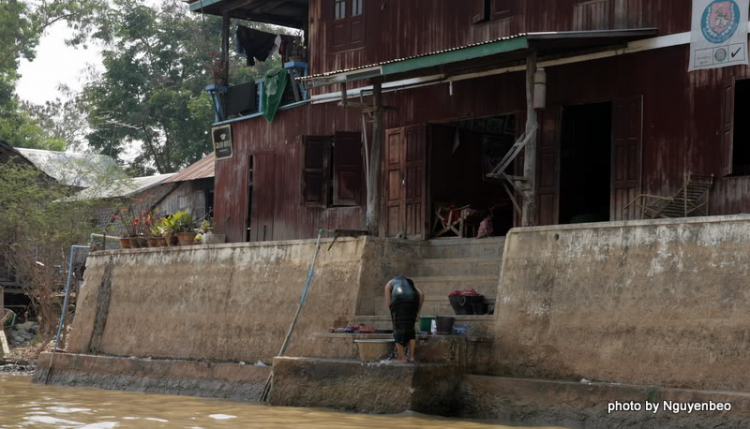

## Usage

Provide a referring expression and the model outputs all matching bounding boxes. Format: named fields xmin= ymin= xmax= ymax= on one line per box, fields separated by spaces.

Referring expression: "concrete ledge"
xmin=462 ymin=375 xmax=750 ymax=429
xmin=269 ymin=357 xmax=462 ymax=415
xmin=33 ymin=352 xmax=271 ymax=402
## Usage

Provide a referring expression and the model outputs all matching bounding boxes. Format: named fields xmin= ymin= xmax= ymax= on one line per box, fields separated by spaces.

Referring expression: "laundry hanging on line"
xmin=237 ymin=26 xmax=281 ymax=66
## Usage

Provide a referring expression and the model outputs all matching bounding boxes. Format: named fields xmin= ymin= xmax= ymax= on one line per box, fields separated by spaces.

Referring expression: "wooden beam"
xmin=521 ymin=46 xmax=539 ymax=227
xmin=221 ymin=13 xmax=230 ymax=87
xmin=366 ymin=80 xmax=384 ymax=235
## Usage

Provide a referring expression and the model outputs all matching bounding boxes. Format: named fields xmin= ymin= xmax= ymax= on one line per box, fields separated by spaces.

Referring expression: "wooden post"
xmin=522 ymin=46 xmax=539 ymax=227
xmin=221 ymin=14 xmax=231 ymax=87
xmin=366 ymin=80 xmax=383 ymax=235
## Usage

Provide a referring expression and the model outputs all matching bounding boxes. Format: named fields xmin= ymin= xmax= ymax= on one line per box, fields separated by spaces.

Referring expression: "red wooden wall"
xmin=308 ymin=0 xmax=692 ymax=77
xmin=215 ymin=32 xmax=750 ymax=242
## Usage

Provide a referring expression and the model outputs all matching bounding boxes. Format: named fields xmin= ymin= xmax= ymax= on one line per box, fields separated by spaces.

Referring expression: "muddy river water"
xmin=0 ymin=375 xmax=566 ymax=428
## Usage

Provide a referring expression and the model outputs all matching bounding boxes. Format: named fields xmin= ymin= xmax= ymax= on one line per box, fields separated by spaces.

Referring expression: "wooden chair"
xmin=624 ymin=172 xmax=714 ymax=219
xmin=433 ymin=204 xmax=472 ymax=237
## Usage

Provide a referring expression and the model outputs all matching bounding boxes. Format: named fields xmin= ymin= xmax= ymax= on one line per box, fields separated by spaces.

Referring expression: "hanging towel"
xmin=262 ymin=68 xmax=289 ymax=123
xmin=237 ymin=26 xmax=280 ymax=66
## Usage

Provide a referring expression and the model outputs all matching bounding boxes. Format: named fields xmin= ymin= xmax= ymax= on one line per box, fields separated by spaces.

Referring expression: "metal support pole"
xmin=366 ymin=80 xmax=383 ymax=235
xmin=522 ymin=46 xmax=539 ymax=227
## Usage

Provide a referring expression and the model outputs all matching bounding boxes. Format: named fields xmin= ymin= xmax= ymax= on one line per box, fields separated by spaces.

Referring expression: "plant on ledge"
xmin=173 ymin=211 xmax=197 ymax=246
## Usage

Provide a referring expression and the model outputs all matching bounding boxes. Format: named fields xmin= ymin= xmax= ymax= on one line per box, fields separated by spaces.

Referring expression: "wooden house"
xmin=186 ymin=0 xmax=748 ymax=243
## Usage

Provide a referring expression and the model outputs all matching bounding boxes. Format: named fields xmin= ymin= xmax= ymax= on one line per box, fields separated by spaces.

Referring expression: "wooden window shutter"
xmin=493 ymin=0 xmax=514 ymax=19
xmin=473 ymin=0 xmax=490 ymax=23
xmin=333 ymin=131 xmax=363 ymax=206
xmin=722 ymin=79 xmax=735 ymax=177
xmin=301 ymin=136 xmax=332 ymax=207
xmin=348 ymin=0 xmax=365 ymax=48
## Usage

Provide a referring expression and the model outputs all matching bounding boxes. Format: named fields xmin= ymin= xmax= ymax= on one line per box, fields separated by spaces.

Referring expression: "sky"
xmin=16 ymin=0 xmax=163 ymax=161
xmin=17 ymin=22 xmax=103 ymax=105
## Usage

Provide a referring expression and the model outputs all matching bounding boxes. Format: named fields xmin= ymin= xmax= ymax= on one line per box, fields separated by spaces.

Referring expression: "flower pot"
xmin=157 ymin=237 xmax=168 ymax=247
xmin=137 ymin=237 xmax=148 ymax=248
xmin=147 ymin=238 xmax=161 ymax=248
xmin=128 ymin=237 xmax=141 ymax=248
xmin=119 ymin=238 xmax=132 ymax=249
xmin=164 ymin=234 xmax=179 ymax=247
xmin=177 ymin=232 xmax=197 ymax=246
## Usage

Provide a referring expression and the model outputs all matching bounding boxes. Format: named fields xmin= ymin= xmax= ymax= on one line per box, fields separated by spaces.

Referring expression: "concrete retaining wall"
xmin=493 ymin=215 xmax=750 ymax=391
xmin=34 ymin=352 xmax=270 ymax=401
xmin=67 ymin=237 xmax=410 ymax=364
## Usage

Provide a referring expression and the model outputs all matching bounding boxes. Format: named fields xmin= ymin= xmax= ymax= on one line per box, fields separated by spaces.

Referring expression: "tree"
xmin=0 ymin=0 xmax=105 ymax=151
xmin=78 ymin=0 xmax=281 ymax=174
xmin=0 ymin=161 xmax=110 ymax=338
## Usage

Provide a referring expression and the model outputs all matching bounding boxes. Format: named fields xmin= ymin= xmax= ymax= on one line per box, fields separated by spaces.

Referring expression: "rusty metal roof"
xmin=185 ymin=0 xmax=308 ymax=28
xmin=165 ymin=153 xmax=215 ymax=183
xmin=301 ymin=28 xmax=658 ymax=87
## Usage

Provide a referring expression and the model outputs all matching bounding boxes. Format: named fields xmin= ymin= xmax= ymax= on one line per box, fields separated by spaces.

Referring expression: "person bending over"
xmin=385 ymin=275 xmax=424 ymax=362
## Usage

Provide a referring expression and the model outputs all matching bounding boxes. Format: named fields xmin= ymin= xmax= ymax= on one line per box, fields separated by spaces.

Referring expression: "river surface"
xmin=0 ymin=375 xmax=566 ymax=429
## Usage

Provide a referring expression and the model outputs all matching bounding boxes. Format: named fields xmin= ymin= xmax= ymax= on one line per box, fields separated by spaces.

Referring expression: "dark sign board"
xmin=212 ymin=125 xmax=233 ymax=159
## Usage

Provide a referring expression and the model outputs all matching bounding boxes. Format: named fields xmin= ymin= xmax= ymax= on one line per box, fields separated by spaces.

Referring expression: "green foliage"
xmin=0 ymin=161 xmax=108 ymax=335
xmin=0 ymin=0 xmax=104 ymax=151
xmin=77 ymin=0 xmax=281 ymax=174
xmin=171 ymin=210 xmax=194 ymax=233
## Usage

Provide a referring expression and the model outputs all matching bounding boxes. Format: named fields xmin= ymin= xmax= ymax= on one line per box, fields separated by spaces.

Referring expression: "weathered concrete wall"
xmin=461 ymin=375 xmax=750 ymax=429
xmin=67 ymin=237 xmax=385 ymax=364
xmin=493 ymin=215 xmax=750 ymax=391
xmin=270 ymin=357 xmax=462 ymax=415
xmin=34 ymin=352 xmax=270 ymax=401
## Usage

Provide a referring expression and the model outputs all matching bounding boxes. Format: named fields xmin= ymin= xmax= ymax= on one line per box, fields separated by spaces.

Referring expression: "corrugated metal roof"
xmin=15 ymin=148 xmax=122 ymax=188
xmin=165 ymin=153 xmax=215 ymax=183
xmin=301 ymin=29 xmax=658 ymax=85
xmin=302 ymin=34 xmax=527 ymax=81
xmin=72 ymin=173 xmax=176 ymax=201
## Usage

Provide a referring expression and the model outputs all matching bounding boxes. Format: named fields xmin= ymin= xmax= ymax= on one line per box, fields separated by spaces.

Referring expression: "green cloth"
xmin=262 ymin=68 xmax=289 ymax=123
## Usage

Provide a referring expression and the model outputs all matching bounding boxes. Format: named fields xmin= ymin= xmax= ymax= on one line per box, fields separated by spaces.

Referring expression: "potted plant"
xmin=148 ymin=224 xmax=165 ymax=247
xmin=113 ymin=208 xmax=139 ymax=249
xmin=173 ymin=211 xmax=197 ymax=246
xmin=159 ymin=216 xmax=179 ymax=247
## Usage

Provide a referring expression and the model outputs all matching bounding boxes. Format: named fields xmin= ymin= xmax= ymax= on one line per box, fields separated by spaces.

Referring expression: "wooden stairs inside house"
xmin=356 ymin=237 xmax=505 ymax=337
xmin=624 ymin=172 xmax=714 ymax=219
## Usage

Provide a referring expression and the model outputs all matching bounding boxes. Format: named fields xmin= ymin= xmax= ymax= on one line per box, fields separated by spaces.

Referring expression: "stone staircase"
xmin=356 ymin=237 xmax=505 ymax=336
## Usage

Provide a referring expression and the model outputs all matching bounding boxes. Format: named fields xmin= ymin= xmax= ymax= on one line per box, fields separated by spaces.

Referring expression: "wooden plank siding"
xmin=212 ymin=1 xmax=750 ymax=242
xmin=308 ymin=0 xmax=691 ymax=78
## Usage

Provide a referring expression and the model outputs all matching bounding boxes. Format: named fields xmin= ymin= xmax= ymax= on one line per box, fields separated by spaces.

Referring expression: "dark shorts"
xmin=390 ymin=300 xmax=419 ymax=345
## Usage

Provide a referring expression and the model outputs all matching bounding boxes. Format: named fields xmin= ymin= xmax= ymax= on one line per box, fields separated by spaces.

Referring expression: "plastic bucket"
xmin=436 ymin=316 xmax=455 ymax=335
xmin=419 ymin=316 xmax=435 ymax=333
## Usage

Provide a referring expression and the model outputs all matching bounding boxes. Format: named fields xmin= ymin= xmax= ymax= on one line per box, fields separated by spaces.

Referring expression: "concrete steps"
xmin=419 ymin=238 xmax=505 ymax=260
xmin=355 ymin=315 xmax=496 ymax=337
xmin=411 ymin=258 xmax=501 ymax=277
xmin=358 ymin=238 xmax=504 ymax=317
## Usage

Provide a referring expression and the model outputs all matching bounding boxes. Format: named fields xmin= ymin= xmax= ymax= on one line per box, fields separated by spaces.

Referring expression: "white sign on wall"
xmin=690 ymin=0 xmax=749 ymax=71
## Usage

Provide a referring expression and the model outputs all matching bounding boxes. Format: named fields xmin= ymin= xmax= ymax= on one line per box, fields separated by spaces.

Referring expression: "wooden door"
xmin=721 ymin=77 xmax=735 ymax=177
xmin=611 ymin=96 xmax=643 ymax=221
xmin=250 ymin=152 xmax=275 ymax=242
xmin=536 ymin=106 xmax=562 ymax=226
xmin=385 ymin=129 xmax=404 ymax=237
xmin=385 ymin=125 xmax=427 ymax=238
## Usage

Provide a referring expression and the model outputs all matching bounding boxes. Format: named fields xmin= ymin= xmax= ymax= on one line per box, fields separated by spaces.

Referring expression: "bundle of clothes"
xmin=329 ymin=324 xmax=377 ymax=334
xmin=236 ymin=26 xmax=300 ymax=66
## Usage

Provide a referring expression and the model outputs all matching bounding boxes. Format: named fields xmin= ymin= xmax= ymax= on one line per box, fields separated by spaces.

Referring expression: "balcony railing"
xmin=207 ymin=61 xmax=309 ymax=124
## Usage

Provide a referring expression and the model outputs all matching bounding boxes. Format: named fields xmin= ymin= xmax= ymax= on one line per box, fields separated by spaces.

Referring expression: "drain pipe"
xmin=260 ymin=229 xmax=326 ymax=401
xmin=45 ymin=245 xmax=90 ymax=385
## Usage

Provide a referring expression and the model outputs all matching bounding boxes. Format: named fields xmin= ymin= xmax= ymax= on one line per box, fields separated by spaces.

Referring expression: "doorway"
xmin=559 ymin=102 xmax=612 ymax=224
xmin=428 ymin=115 xmax=516 ymax=238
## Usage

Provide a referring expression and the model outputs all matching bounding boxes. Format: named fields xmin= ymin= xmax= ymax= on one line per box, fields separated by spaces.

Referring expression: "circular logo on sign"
xmin=716 ymin=47 xmax=729 ymax=62
xmin=702 ymin=0 xmax=742 ymax=44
